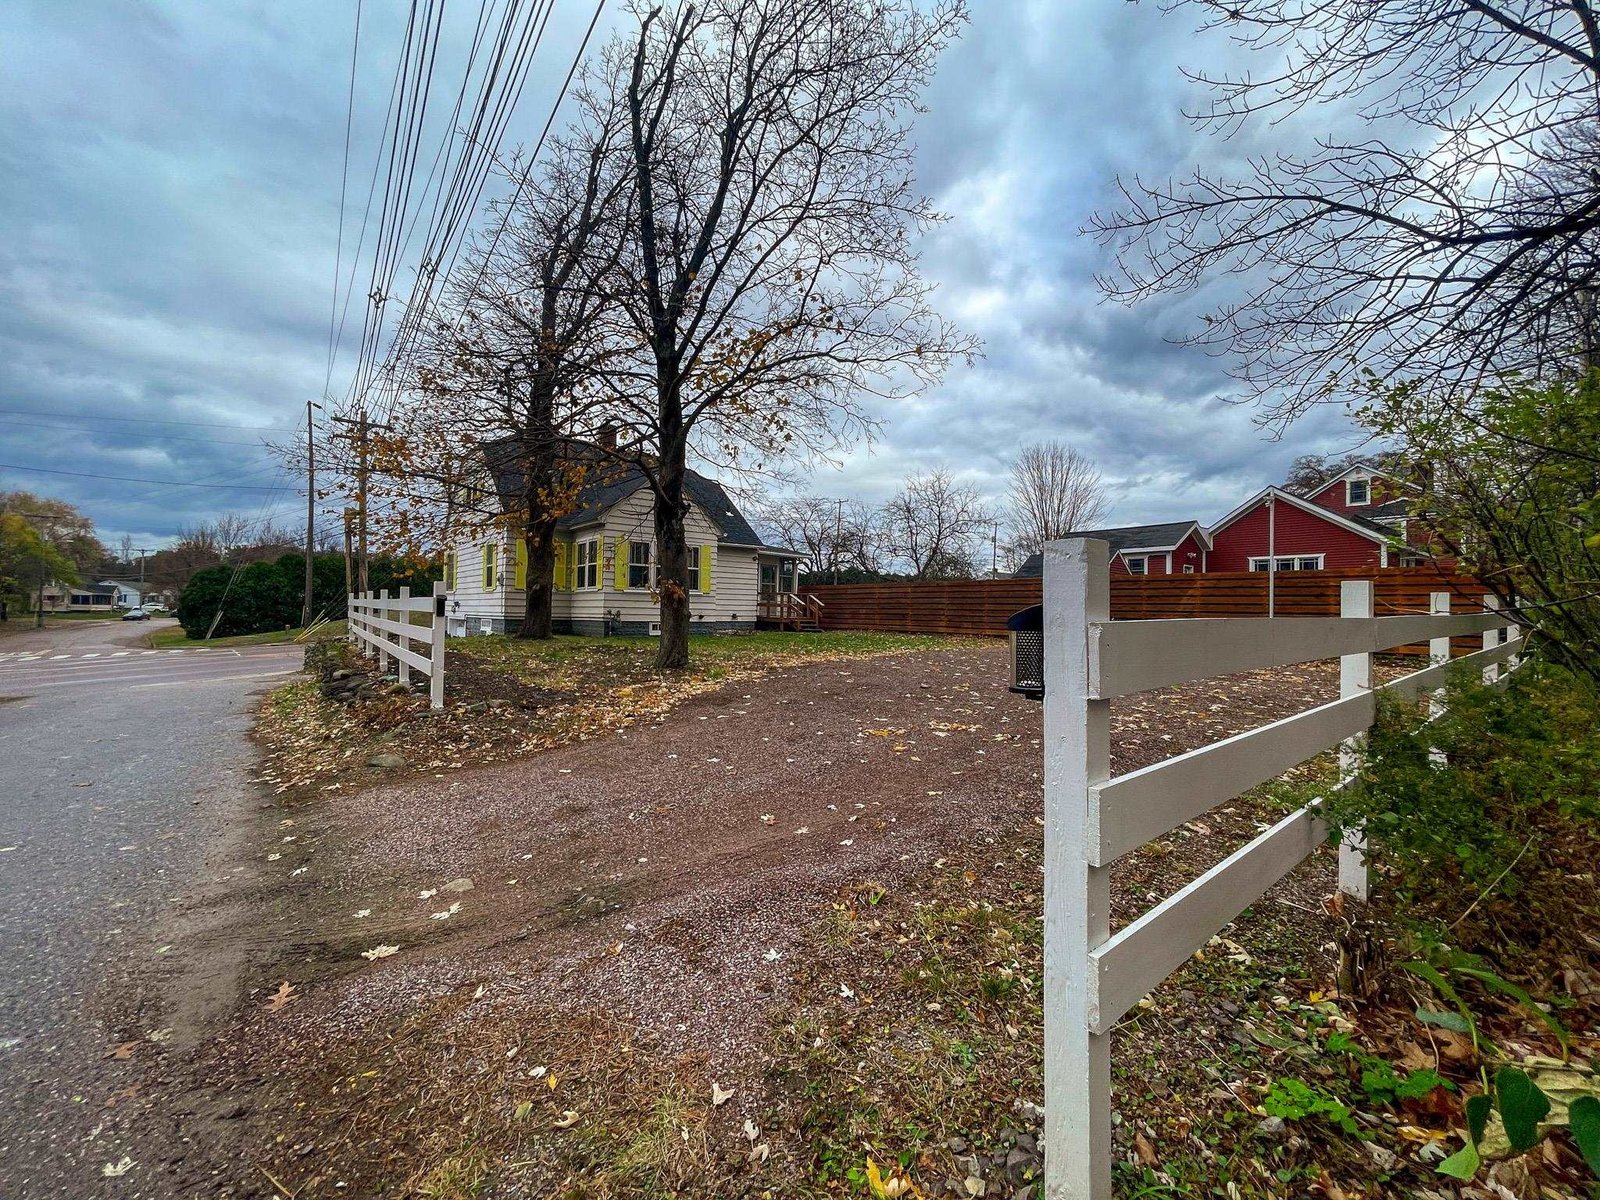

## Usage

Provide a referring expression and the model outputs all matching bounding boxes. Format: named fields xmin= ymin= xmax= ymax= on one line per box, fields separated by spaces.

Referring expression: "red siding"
xmin=1208 ymin=498 xmax=1384 ymax=571
xmin=1169 ymin=529 xmax=1205 ymax=575
xmin=1113 ymin=548 xmax=1176 ymax=576
xmin=1311 ymin=473 xmax=1405 ymax=517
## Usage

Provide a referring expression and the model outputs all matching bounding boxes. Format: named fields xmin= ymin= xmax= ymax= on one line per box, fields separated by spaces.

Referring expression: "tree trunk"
xmin=518 ymin=512 xmax=558 ymax=639
xmin=654 ymin=443 xmax=691 ymax=669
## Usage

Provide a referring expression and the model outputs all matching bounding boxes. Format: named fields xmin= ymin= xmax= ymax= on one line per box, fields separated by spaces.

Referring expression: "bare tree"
xmin=1005 ymin=440 xmax=1108 ymax=555
xmin=755 ymin=494 xmax=881 ymax=578
xmin=881 ymin=468 xmax=992 ymax=579
xmin=595 ymin=0 xmax=974 ymax=667
xmin=1090 ymin=0 xmax=1600 ymax=424
xmin=398 ymin=107 xmax=633 ymax=639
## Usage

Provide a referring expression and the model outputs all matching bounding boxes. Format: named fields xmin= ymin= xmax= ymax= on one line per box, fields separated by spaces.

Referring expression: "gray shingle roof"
xmin=480 ymin=438 xmax=768 ymax=547
xmin=1012 ymin=521 xmax=1200 ymax=577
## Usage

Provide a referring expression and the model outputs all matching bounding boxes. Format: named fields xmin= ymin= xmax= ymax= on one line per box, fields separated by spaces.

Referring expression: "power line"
xmin=324 ymin=0 xmax=366 ymax=394
xmin=0 ymin=463 xmax=288 ymax=490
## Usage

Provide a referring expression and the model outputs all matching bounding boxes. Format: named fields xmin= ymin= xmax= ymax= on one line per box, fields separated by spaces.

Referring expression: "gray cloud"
xmin=0 ymin=0 xmax=1374 ymax=551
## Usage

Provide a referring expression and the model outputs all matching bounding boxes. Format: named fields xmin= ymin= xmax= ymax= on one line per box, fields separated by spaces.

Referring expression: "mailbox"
xmin=1007 ymin=604 xmax=1044 ymax=700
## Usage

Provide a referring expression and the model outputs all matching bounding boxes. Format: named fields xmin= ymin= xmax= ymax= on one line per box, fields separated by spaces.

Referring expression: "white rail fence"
xmin=347 ymin=582 xmax=448 ymax=710
xmin=1042 ymin=539 xmax=1522 ymax=1199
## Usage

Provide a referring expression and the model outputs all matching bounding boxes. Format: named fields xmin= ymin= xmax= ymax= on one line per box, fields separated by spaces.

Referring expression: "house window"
xmin=1399 ymin=554 xmax=1427 ymax=567
xmin=1249 ymin=556 xmax=1325 ymax=571
xmin=1124 ymin=555 xmax=1147 ymax=575
xmin=1182 ymin=564 xmax=1196 ymax=574
xmin=628 ymin=540 xmax=653 ymax=589
xmin=1346 ymin=478 xmax=1370 ymax=506
xmin=576 ymin=538 xmax=599 ymax=590
xmin=687 ymin=545 xmax=702 ymax=593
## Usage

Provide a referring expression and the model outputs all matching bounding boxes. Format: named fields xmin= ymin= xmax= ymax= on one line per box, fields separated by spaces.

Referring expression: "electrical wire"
xmin=0 ymin=463 xmax=288 ymax=490
xmin=0 ymin=407 xmax=291 ymax=432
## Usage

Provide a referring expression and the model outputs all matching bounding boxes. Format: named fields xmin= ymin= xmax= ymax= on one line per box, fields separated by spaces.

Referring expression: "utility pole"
xmin=331 ymin=408 xmax=389 ymax=594
xmin=833 ymin=498 xmax=844 ymax=586
xmin=342 ymin=507 xmax=355 ymax=599
xmin=302 ymin=400 xmax=320 ymax=626
xmin=991 ymin=520 xmax=999 ymax=578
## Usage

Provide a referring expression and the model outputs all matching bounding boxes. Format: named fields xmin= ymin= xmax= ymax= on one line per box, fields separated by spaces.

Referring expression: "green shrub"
xmin=1324 ymin=665 xmax=1600 ymax=908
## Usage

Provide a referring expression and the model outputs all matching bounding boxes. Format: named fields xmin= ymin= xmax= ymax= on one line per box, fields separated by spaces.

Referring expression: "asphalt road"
xmin=0 ymin=618 xmax=303 ymax=1198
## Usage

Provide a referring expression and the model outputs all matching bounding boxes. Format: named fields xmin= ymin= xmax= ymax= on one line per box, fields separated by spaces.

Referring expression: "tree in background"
xmin=881 ymin=469 xmax=993 ymax=580
xmin=1363 ymin=373 xmax=1600 ymax=691
xmin=600 ymin=0 xmax=974 ymax=667
xmin=174 ymin=552 xmax=439 ymax=641
xmin=0 ymin=491 xmax=106 ymax=572
xmin=1005 ymin=440 xmax=1108 ymax=556
xmin=756 ymin=495 xmax=883 ymax=580
xmin=0 ymin=512 xmax=76 ymax=615
xmin=1091 ymin=1 xmax=1600 ymax=425
xmin=1280 ymin=450 xmax=1406 ymax=497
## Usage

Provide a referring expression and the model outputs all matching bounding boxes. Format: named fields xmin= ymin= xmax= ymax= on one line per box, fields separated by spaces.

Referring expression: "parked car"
xmin=121 ymin=608 xmax=150 ymax=621
xmin=142 ymin=602 xmax=167 ymax=613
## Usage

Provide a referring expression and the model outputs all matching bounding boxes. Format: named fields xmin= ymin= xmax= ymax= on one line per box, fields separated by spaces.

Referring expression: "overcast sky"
xmin=0 ymin=1 xmax=1374 ymax=553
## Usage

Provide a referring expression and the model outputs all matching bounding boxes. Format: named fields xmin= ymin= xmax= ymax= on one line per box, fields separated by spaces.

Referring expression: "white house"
xmin=442 ymin=439 xmax=802 ymax=637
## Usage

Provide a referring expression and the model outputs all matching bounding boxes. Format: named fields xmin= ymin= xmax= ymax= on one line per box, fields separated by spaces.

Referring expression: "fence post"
xmin=396 ymin=586 xmax=412 ymax=686
xmin=1043 ymin=538 xmax=1111 ymax=1200
xmin=1337 ymin=579 xmax=1373 ymax=900
xmin=348 ymin=592 xmax=357 ymax=646
xmin=430 ymin=581 xmax=446 ymax=709
xmin=1481 ymin=595 xmax=1501 ymax=685
xmin=380 ymin=589 xmax=395 ymax=675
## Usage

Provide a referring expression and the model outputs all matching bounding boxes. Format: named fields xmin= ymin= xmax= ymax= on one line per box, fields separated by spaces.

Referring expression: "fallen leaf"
xmin=101 ymin=1156 xmax=135 ymax=1177
xmin=265 ymin=981 xmax=296 ymax=1012
xmin=712 ymin=1082 xmax=734 ymax=1106
xmin=742 ymin=1118 xmax=760 ymax=1142
xmin=360 ymin=944 xmax=399 ymax=961
xmin=553 ymin=1109 xmax=579 ymax=1128
xmin=108 ymin=1042 xmax=138 ymax=1061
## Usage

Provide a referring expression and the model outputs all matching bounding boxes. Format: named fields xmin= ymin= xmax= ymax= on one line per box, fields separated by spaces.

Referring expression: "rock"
xmin=467 ymin=701 xmax=489 ymax=714
xmin=1012 ymin=1133 xmax=1035 ymax=1155
xmin=330 ymin=669 xmax=353 ymax=681
xmin=1255 ymin=1116 xmax=1285 ymax=1138
xmin=366 ymin=753 xmax=406 ymax=769
xmin=385 ymin=682 xmax=409 ymax=696
xmin=1004 ymin=1148 xmax=1035 ymax=1178
xmin=442 ymin=877 xmax=473 ymax=893
xmin=964 ymin=1177 xmax=986 ymax=1198
xmin=946 ymin=1137 xmax=970 ymax=1155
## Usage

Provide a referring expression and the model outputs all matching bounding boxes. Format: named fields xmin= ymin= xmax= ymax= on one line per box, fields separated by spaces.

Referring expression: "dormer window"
xmin=1346 ymin=477 xmax=1370 ymax=506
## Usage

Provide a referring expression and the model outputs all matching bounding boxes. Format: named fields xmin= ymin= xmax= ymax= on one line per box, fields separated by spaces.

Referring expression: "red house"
xmin=1013 ymin=520 xmax=1211 ymax=578
xmin=1013 ymin=461 xmax=1437 ymax=578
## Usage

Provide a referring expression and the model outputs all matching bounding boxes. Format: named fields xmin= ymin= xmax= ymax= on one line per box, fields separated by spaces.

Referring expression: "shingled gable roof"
xmin=1012 ymin=520 xmax=1206 ymax=578
xmin=479 ymin=437 xmax=773 ymax=549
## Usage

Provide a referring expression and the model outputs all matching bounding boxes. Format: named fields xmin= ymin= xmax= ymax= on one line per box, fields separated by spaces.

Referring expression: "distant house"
xmin=1013 ymin=521 xmax=1212 ymax=578
xmin=1011 ymin=460 xmax=1436 ymax=578
xmin=442 ymin=438 xmax=802 ymax=637
xmin=40 ymin=581 xmax=119 ymax=611
xmin=99 ymin=579 xmax=143 ymax=608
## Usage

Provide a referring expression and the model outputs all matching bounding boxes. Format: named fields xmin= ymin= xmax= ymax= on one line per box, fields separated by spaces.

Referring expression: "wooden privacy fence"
xmin=347 ymin=582 xmax=448 ymax=709
xmin=803 ymin=566 xmax=1489 ymax=636
xmin=1041 ymin=540 xmax=1522 ymax=1198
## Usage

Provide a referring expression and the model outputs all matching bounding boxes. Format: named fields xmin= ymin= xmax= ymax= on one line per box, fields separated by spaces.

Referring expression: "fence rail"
xmin=1041 ymin=540 xmax=1521 ymax=1198
xmin=347 ymin=582 xmax=447 ymax=709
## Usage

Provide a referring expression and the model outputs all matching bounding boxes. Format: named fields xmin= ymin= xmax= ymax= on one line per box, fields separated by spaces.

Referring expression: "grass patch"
xmin=452 ymin=630 xmax=976 ymax=690
xmin=148 ymin=621 xmax=346 ymax=649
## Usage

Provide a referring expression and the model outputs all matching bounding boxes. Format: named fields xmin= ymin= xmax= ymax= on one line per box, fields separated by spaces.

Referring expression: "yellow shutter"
xmin=700 ymin=544 xmax=713 ymax=593
xmin=553 ymin=541 xmax=568 ymax=592
xmin=514 ymin=539 xmax=528 ymax=589
xmin=615 ymin=539 xmax=629 ymax=590
xmin=444 ymin=550 xmax=456 ymax=591
xmin=569 ymin=542 xmax=579 ymax=591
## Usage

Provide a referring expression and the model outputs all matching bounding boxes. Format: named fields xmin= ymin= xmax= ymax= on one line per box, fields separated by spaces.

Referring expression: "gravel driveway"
xmin=229 ymin=642 xmax=1354 ymax=1056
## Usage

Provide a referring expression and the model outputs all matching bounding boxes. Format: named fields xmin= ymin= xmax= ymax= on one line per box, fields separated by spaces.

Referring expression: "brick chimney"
xmin=597 ymin=422 xmax=618 ymax=451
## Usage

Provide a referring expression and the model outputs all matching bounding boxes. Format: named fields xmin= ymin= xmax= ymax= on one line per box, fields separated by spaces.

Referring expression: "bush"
xmin=1324 ymin=665 xmax=1600 ymax=909
xmin=176 ymin=552 xmax=443 ymax=640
